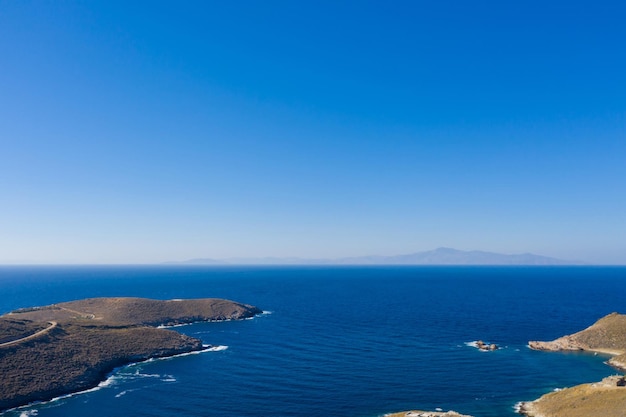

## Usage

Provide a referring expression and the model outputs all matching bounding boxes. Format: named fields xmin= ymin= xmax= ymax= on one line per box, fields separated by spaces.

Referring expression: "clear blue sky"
xmin=1 ymin=1 xmax=624 ymax=264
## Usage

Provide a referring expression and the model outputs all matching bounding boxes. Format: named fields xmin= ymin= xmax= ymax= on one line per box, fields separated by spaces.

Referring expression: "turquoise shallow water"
xmin=1 ymin=266 xmax=625 ymax=417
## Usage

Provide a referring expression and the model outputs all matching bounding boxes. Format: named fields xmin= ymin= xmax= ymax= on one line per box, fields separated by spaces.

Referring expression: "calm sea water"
xmin=1 ymin=266 xmax=625 ymax=417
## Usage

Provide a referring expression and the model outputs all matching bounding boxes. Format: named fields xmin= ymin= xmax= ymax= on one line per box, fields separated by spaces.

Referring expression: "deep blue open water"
xmin=1 ymin=266 xmax=625 ymax=417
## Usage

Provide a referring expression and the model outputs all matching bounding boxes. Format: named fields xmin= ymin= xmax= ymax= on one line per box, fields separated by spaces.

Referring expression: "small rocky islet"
xmin=472 ymin=340 xmax=499 ymax=351
xmin=0 ymin=297 xmax=262 ymax=411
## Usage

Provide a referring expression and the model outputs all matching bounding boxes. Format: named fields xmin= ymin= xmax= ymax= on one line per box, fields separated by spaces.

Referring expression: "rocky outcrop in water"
xmin=475 ymin=340 xmax=498 ymax=351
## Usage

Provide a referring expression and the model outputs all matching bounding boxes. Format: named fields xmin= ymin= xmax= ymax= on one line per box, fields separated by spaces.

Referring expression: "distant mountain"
xmin=163 ymin=258 xmax=227 ymax=265
xmin=169 ymin=248 xmax=582 ymax=266
xmin=333 ymin=247 xmax=580 ymax=265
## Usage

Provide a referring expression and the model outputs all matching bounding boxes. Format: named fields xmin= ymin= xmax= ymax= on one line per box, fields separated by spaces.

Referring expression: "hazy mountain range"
xmin=167 ymin=247 xmax=582 ymax=266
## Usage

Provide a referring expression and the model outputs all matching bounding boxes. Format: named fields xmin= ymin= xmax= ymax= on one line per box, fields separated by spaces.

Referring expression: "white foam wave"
xmin=157 ymin=322 xmax=192 ymax=329
xmin=115 ymin=390 xmax=128 ymax=398
xmin=244 ymin=311 xmax=273 ymax=321
xmin=96 ymin=375 xmax=117 ymax=388
xmin=128 ymin=370 xmax=160 ymax=378
xmin=1 ymin=345 xmax=220 ymax=415
xmin=43 ymin=372 xmax=119 ymax=405
xmin=207 ymin=345 xmax=228 ymax=351
xmin=0 ymin=371 xmax=122 ymax=415
xmin=0 ymin=344 xmax=231 ymax=415
xmin=152 ymin=345 xmax=228 ymax=361
xmin=465 ymin=341 xmax=479 ymax=348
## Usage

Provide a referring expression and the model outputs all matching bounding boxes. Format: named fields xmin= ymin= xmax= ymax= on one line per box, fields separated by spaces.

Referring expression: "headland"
xmin=521 ymin=312 xmax=626 ymax=417
xmin=528 ymin=312 xmax=626 ymax=370
xmin=0 ymin=297 xmax=261 ymax=411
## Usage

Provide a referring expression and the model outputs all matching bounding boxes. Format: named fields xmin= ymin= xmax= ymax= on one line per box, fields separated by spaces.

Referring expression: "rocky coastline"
xmin=517 ymin=375 xmax=626 ymax=417
xmin=0 ymin=297 xmax=261 ymax=412
xmin=520 ymin=312 xmax=626 ymax=417
xmin=391 ymin=313 xmax=626 ymax=417
xmin=5 ymin=299 xmax=626 ymax=416
xmin=528 ymin=312 xmax=626 ymax=371
xmin=385 ymin=410 xmax=473 ymax=417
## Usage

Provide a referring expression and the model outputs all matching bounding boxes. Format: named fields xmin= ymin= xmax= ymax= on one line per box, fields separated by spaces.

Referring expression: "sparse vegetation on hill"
xmin=529 ymin=312 xmax=626 ymax=370
xmin=519 ymin=376 xmax=626 ymax=417
xmin=524 ymin=313 xmax=626 ymax=417
xmin=0 ymin=318 xmax=48 ymax=344
xmin=0 ymin=297 xmax=261 ymax=411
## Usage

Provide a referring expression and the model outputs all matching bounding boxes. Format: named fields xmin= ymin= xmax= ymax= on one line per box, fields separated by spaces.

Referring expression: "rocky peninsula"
xmin=521 ymin=312 xmax=626 ymax=417
xmin=0 ymin=297 xmax=261 ymax=411
xmin=528 ymin=312 xmax=626 ymax=370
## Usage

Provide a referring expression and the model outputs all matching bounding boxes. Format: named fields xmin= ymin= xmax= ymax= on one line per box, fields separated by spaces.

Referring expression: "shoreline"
xmin=519 ymin=313 xmax=626 ymax=417
xmin=385 ymin=410 xmax=474 ymax=417
xmin=0 ymin=297 xmax=261 ymax=412
xmin=0 ymin=343 xmax=228 ymax=415
xmin=4 ymin=297 xmax=626 ymax=416
xmin=0 ymin=336 xmax=204 ymax=412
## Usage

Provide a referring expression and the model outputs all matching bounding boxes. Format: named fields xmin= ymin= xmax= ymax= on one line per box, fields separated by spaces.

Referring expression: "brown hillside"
xmin=523 ymin=313 xmax=626 ymax=417
xmin=11 ymin=297 xmax=261 ymax=326
xmin=0 ymin=297 xmax=261 ymax=411
xmin=519 ymin=375 xmax=626 ymax=417
xmin=529 ymin=312 xmax=626 ymax=370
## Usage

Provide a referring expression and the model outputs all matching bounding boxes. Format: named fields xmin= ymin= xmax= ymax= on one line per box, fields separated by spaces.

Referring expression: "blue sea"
xmin=1 ymin=266 xmax=625 ymax=417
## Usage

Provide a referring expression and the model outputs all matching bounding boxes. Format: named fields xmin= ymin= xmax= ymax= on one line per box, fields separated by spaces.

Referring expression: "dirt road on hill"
xmin=0 ymin=321 xmax=57 ymax=348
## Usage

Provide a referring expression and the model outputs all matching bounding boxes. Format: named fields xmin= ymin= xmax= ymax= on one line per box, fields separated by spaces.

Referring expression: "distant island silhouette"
xmin=168 ymin=247 xmax=582 ymax=266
